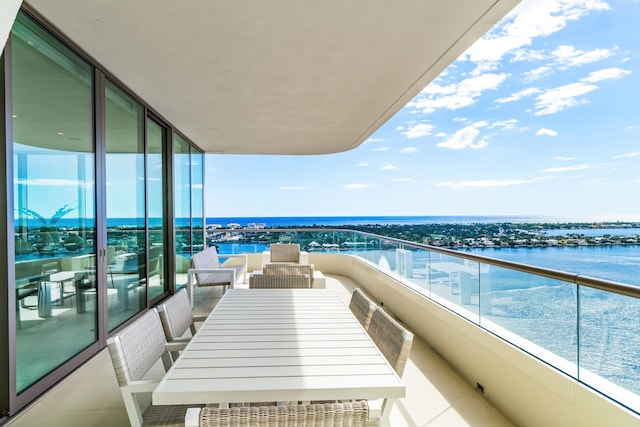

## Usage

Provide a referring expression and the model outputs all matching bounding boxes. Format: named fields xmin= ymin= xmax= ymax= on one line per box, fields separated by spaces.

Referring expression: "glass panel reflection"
xmin=579 ymin=288 xmax=640 ymax=407
xmin=481 ymin=266 xmax=578 ymax=376
xmin=146 ymin=119 xmax=167 ymax=301
xmin=105 ymin=80 xmax=146 ymax=331
xmin=174 ymin=134 xmax=191 ymax=290
xmin=12 ymin=12 xmax=96 ymax=392
xmin=191 ymin=149 xmax=204 ymax=259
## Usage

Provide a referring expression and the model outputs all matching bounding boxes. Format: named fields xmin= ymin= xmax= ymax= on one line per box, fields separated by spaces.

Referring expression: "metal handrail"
xmin=210 ymin=227 xmax=640 ymax=299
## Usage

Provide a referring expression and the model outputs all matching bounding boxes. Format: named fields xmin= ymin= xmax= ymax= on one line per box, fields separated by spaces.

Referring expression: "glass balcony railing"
xmin=210 ymin=227 xmax=640 ymax=414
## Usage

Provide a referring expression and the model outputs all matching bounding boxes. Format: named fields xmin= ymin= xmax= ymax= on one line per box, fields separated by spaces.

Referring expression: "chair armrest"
xmin=221 ymin=253 xmax=248 ymax=263
xmin=124 ymin=380 xmax=158 ymax=393
xmin=165 ymin=341 xmax=188 ymax=353
xmin=187 ymin=267 xmax=237 ymax=274
xmin=185 ymin=407 xmax=201 ymax=427
xmin=186 ymin=268 xmax=237 ymax=307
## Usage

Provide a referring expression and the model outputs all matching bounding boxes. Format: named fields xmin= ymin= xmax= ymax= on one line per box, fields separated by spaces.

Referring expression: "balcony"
xmin=7 ymin=229 xmax=640 ymax=426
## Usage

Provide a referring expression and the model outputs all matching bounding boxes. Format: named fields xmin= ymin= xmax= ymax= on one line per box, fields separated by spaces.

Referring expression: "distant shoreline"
xmin=208 ymin=220 xmax=640 ymax=249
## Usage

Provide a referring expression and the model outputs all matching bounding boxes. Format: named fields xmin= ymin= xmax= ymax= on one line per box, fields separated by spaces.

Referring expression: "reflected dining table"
xmin=152 ymin=288 xmax=405 ymax=406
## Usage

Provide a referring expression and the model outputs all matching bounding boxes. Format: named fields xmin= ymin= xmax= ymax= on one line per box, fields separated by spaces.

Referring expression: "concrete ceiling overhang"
xmin=25 ymin=0 xmax=519 ymax=155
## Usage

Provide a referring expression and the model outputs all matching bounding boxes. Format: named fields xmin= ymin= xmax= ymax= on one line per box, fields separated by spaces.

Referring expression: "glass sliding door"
xmin=105 ymin=80 xmax=146 ymax=331
xmin=146 ymin=119 xmax=168 ymax=301
xmin=191 ymin=149 xmax=204 ymax=256
xmin=11 ymin=11 xmax=97 ymax=392
xmin=173 ymin=134 xmax=204 ymax=290
xmin=174 ymin=134 xmax=191 ymax=289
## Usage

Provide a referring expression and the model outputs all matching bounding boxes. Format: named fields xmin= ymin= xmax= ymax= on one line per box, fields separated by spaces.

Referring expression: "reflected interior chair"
xmin=367 ymin=306 xmax=414 ymax=419
xmin=107 ymin=309 xmax=194 ymax=427
xmin=186 ymin=400 xmax=380 ymax=427
xmin=249 ymin=273 xmax=311 ymax=289
xmin=349 ymin=288 xmax=376 ymax=330
xmin=263 ymin=263 xmax=315 ymax=287
xmin=37 ymin=261 xmax=75 ymax=317
xmin=187 ymin=246 xmax=247 ymax=307
xmin=269 ymin=243 xmax=301 ymax=263
xmin=157 ymin=288 xmax=206 ymax=359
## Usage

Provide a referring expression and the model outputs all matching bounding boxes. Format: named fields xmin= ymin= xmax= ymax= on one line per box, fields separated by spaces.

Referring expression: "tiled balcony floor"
xmin=5 ymin=275 xmax=513 ymax=427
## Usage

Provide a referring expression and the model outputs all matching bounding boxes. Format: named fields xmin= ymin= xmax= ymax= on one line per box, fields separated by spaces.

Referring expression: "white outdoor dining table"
xmin=153 ymin=288 xmax=405 ymax=405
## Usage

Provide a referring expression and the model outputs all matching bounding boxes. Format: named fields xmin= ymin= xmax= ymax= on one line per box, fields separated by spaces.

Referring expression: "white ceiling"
xmin=25 ymin=0 xmax=519 ymax=155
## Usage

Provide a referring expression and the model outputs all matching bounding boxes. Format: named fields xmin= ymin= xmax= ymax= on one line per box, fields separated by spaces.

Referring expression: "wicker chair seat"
xmin=263 ymin=263 xmax=315 ymax=287
xmin=249 ymin=273 xmax=311 ymax=289
xmin=195 ymin=401 xmax=379 ymax=427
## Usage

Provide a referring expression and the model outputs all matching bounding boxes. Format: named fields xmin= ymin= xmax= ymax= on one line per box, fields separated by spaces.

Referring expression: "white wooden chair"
xmin=187 ymin=246 xmax=247 ymax=307
xmin=106 ymin=309 xmax=193 ymax=427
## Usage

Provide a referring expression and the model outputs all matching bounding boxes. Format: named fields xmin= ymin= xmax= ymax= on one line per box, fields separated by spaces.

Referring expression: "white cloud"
xmin=535 ymin=128 xmax=558 ymax=136
xmin=402 ymin=123 xmax=434 ymax=138
xmin=554 ymin=156 xmax=576 ymax=161
xmin=541 ymin=163 xmax=594 ymax=172
xmin=512 ymin=49 xmax=547 ymax=62
xmin=399 ymin=147 xmax=418 ymax=154
xmin=460 ymin=0 xmax=610 ymax=69
xmin=409 ymin=73 xmax=507 ymax=114
xmin=391 ymin=178 xmax=412 ymax=182
xmin=372 ymin=147 xmax=389 ymax=152
xmin=612 ymin=152 xmax=640 ymax=159
xmin=533 ymin=68 xmax=630 ymax=115
xmin=533 ymin=82 xmax=598 ymax=115
xmin=364 ymin=138 xmax=384 ymax=143
xmin=357 ymin=162 xmax=369 ymax=167
xmin=582 ymin=67 xmax=631 ymax=83
xmin=524 ymin=66 xmax=552 ymax=82
xmin=552 ymin=45 xmax=612 ymax=68
xmin=437 ymin=126 xmax=488 ymax=150
xmin=381 ymin=164 xmax=397 ymax=171
xmin=437 ymin=176 xmax=552 ymax=190
xmin=495 ymin=87 xmax=541 ymax=104
xmin=15 ymin=178 xmax=91 ymax=187
xmin=342 ymin=184 xmax=375 ymax=190
xmin=490 ymin=119 xmax=520 ymax=130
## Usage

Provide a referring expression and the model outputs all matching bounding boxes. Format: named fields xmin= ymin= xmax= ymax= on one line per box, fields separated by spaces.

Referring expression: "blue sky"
xmin=207 ymin=0 xmax=640 ymax=220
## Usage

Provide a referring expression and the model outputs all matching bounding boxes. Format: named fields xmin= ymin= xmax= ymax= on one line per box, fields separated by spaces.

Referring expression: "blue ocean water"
xmin=206 ymin=215 xmax=552 ymax=227
xmin=464 ymin=246 xmax=640 ymax=286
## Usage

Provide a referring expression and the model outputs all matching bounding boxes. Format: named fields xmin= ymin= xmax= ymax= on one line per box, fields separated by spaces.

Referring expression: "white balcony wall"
xmin=308 ymin=252 xmax=639 ymax=427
